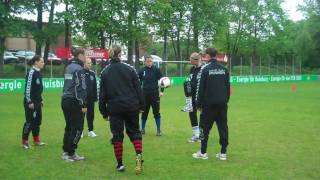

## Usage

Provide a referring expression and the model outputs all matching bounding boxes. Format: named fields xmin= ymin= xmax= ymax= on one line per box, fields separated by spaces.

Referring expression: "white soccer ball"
xmin=159 ymin=77 xmax=171 ymax=88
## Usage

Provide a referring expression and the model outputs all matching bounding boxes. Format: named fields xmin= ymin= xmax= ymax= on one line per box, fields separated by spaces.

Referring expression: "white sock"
xmin=192 ymin=126 xmax=200 ymax=138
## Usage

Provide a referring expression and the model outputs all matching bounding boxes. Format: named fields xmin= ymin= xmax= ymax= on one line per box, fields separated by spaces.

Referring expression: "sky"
xmin=17 ymin=0 xmax=305 ymax=22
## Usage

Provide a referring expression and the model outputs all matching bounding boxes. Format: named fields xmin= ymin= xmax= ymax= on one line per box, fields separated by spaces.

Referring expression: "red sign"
xmin=55 ymin=48 xmax=109 ymax=59
xmin=55 ymin=48 xmax=71 ymax=59
xmin=201 ymin=54 xmax=228 ymax=63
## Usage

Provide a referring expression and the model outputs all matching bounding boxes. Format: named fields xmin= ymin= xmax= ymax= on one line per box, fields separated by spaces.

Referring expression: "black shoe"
xmin=116 ymin=164 xmax=125 ymax=172
xmin=156 ymin=130 xmax=162 ymax=136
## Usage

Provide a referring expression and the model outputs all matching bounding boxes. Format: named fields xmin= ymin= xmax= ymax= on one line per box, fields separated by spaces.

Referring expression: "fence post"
xmin=284 ymin=59 xmax=286 ymax=75
xmin=292 ymin=56 xmax=294 ymax=75
xmin=277 ymin=59 xmax=279 ymax=75
xmin=259 ymin=56 xmax=261 ymax=75
xmin=50 ymin=60 xmax=53 ymax=78
xmin=250 ymin=57 xmax=252 ymax=76
xmin=240 ymin=56 xmax=243 ymax=76
xmin=300 ymin=60 xmax=302 ymax=75
xmin=268 ymin=57 xmax=270 ymax=75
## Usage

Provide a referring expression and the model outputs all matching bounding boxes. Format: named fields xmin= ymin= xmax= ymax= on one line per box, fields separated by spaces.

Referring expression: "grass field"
xmin=0 ymin=82 xmax=319 ymax=179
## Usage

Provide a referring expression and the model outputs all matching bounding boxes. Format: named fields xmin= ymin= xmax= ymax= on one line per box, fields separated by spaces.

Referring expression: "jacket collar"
xmin=110 ymin=57 xmax=121 ymax=63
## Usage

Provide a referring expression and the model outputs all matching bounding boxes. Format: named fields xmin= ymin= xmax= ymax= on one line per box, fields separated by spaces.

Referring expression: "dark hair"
xmin=205 ymin=48 xmax=217 ymax=57
xmin=72 ymin=48 xmax=85 ymax=58
xmin=30 ymin=55 xmax=42 ymax=65
xmin=144 ymin=55 xmax=153 ymax=61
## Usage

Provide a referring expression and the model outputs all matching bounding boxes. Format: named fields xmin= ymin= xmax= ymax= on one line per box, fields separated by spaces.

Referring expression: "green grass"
xmin=0 ymin=82 xmax=319 ymax=179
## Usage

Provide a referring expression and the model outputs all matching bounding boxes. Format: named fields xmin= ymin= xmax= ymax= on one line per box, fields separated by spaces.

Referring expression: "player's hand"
xmin=28 ymin=103 xmax=34 ymax=109
xmin=82 ymin=108 xmax=87 ymax=113
xmin=41 ymin=101 xmax=44 ymax=107
xmin=159 ymin=92 xmax=164 ymax=97
xmin=104 ymin=116 xmax=109 ymax=121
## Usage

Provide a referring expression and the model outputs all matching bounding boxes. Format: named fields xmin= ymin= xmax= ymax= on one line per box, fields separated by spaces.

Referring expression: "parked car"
xmin=121 ymin=54 xmax=143 ymax=64
xmin=3 ymin=51 xmax=18 ymax=64
xmin=45 ymin=53 xmax=62 ymax=65
xmin=15 ymin=51 xmax=35 ymax=63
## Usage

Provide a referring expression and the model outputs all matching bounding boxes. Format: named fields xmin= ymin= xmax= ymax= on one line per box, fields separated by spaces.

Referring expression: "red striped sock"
xmin=33 ymin=136 xmax=40 ymax=143
xmin=22 ymin=140 xmax=28 ymax=145
xmin=132 ymin=139 xmax=142 ymax=154
xmin=113 ymin=142 xmax=123 ymax=165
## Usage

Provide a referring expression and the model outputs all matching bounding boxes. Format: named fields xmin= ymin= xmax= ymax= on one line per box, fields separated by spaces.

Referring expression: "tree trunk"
xmin=0 ymin=37 xmax=5 ymax=77
xmin=44 ymin=0 xmax=56 ymax=64
xmin=36 ymin=0 xmax=43 ymax=55
xmin=134 ymin=40 xmax=140 ymax=70
xmin=64 ymin=2 xmax=70 ymax=48
xmin=162 ymin=29 xmax=168 ymax=75
xmin=100 ymin=31 xmax=106 ymax=49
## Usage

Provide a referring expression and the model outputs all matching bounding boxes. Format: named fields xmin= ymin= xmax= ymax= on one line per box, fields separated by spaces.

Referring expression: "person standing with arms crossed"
xmin=99 ymin=45 xmax=144 ymax=174
xmin=139 ymin=55 xmax=164 ymax=136
xmin=61 ymin=48 xmax=87 ymax=162
xmin=192 ymin=47 xmax=230 ymax=160
xmin=83 ymin=57 xmax=98 ymax=138
xmin=21 ymin=55 xmax=45 ymax=149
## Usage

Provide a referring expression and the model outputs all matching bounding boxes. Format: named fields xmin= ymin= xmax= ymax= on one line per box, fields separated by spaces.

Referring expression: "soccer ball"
xmin=159 ymin=77 xmax=171 ymax=88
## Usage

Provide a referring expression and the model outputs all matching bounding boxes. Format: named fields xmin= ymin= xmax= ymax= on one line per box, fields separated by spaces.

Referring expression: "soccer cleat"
xmin=216 ymin=153 xmax=227 ymax=161
xmin=156 ymin=130 xmax=162 ymax=136
xmin=135 ymin=154 xmax=143 ymax=175
xmin=67 ymin=153 xmax=85 ymax=162
xmin=192 ymin=151 xmax=208 ymax=159
xmin=34 ymin=141 xmax=46 ymax=146
xmin=140 ymin=129 xmax=145 ymax=135
xmin=22 ymin=143 xmax=31 ymax=150
xmin=116 ymin=165 xmax=125 ymax=172
xmin=188 ymin=135 xmax=200 ymax=143
xmin=88 ymin=131 xmax=97 ymax=138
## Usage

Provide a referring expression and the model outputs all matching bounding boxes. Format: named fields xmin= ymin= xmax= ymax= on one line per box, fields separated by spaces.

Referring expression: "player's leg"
xmin=151 ymin=94 xmax=161 ymax=136
xmin=141 ymin=94 xmax=151 ymax=134
xmin=193 ymin=106 xmax=215 ymax=159
xmin=31 ymin=106 xmax=45 ymax=146
xmin=110 ymin=114 xmax=125 ymax=171
xmin=125 ymin=111 xmax=143 ymax=175
xmin=61 ymin=99 xmax=72 ymax=159
xmin=215 ymin=105 xmax=229 ymax=160
xmin=22 ymin=105 xmax=33 ymax=149
xmin=87 ymin=100 xmax=97 ymax=137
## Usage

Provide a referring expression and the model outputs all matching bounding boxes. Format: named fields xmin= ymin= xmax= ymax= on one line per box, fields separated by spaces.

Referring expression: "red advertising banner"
xmin=55 ymin=48 xmax=71 ymax=59
xmin=201 ymin=54 xmax=228 ymax=63
xmin=55 ymin=48 xmax=109 ymax=59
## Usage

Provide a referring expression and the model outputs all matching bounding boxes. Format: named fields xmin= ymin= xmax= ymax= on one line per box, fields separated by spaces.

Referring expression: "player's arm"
xmin=132 ymin=68 xmax=145 ymax=111
xmin=74 ymin=69 xmax=87 ymax=109
xmin=25 ymin=70 xmax=35 ymax=109
xmin=225 ymin=68 xmax=230 ymax=103
xmin=98 ymin=74 xmax=108 ymax=118
xmin=158 ymin=68 xmax=165 ymax=93
xmin=196 ymin=67 xmax=207 ymax=109
xmin=93 ymin=72 xmax=98 ymax=101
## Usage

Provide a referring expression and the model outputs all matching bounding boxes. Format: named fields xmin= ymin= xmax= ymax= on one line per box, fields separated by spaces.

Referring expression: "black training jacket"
xmin=62 ymin=59 xmax=87 ymax=107
xmin=196 ymin=58 xmax=230 ymax=107
xmin=24 ymin=67 xmax=43 ymax=107
xmin=99 ymin=58 xmax=144 ymax=117
xmin=138 ymin=65 xmax=163 ymax=94
xmin=85 ymin=69 xmax=97 ymax=102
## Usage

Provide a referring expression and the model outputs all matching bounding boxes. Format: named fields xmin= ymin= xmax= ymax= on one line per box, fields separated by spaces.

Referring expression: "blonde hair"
xmin=109 ymin=44 xmax=122 ymax=58
xmin=190 ymin=52 xmax=200 ymax=61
